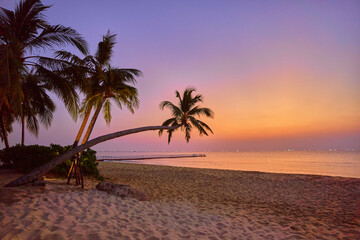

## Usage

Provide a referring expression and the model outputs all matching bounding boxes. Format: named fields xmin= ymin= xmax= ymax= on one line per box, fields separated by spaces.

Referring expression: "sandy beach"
xmin=1 ymin=163 xmax=359 ymax=240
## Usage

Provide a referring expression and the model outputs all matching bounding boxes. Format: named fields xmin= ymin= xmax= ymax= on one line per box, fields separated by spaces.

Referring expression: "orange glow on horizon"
xmin=206 ymin=67 xmax=360 ymax=141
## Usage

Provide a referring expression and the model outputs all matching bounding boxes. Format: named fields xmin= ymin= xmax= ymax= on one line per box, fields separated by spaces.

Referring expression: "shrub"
xmin=0 ymin=144 xmax=101 ymax=179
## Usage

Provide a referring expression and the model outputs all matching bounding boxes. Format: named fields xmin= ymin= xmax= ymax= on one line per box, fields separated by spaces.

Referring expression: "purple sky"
xmin=2 ymin=0 xmax=360 ymax=151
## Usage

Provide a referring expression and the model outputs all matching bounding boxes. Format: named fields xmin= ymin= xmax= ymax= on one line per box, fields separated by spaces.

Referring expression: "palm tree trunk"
xmin=21 ymin=115 xmax=25 ymax=146
xmin=81 ymin=98 xmax=106 ymax=145
xmin=0 ymin=114 xmax=10 ymax=149
xmin=68 ymin=99 xmax=105 ymax=186
xmin=68 ymin=101 xmax=103 ymax=187
xmin=67 ymin=107 xmax=92 ymax=184
xmin=72 ymin=108 xmax=92 ymax=147
xmin=4 ymin=124 xmax=181 ymax=187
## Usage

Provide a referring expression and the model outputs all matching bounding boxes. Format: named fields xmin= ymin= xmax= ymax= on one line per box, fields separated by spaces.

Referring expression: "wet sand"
xmin=1 ymin=163 xmax=359 ymax=239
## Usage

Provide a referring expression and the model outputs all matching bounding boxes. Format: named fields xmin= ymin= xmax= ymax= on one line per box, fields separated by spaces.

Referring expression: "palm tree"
xmin=0 ymin=0 xmax=88 ymax=142
xmin=80 ymin=66 xmax=140 ymax=145
xmin=159 ymin=87 xmax=214 ymax=143
xmin=19 ymin=72 xmax=55 ymax=145
xmin=43 ymin=32 xmax=142 ymax=185
xmin=67 ymin=66 xmax=141 ymax=186
xmin=41 ymin=32 xmax=141 ymax=148
xmin=4 ymin=88 xmax=214 ymax=187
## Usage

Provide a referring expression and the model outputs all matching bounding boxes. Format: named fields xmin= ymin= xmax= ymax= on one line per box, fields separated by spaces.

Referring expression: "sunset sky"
xmin=2 ymin=0 xmax=360 ymax=151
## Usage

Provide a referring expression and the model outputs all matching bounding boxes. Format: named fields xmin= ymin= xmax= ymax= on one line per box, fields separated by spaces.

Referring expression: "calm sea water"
xmin=96 ymin=151 xmax=360 ymax=178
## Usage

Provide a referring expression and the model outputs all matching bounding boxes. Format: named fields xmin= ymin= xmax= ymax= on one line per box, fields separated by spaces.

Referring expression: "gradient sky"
xmin=2 ymin=0 xmax=360 ymax=151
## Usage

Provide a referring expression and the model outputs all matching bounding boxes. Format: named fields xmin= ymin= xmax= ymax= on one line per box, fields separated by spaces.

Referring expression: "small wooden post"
xmin=67 ymin=154 xmax=84 ymax=188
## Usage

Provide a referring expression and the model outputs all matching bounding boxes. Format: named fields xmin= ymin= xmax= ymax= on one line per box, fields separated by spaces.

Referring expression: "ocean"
xmin=96 ymin=151 xmax=360 ymax=178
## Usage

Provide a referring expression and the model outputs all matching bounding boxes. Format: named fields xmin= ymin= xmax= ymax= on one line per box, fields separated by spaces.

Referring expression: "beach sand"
xmin=1 ymin=163 xmax=359 ymax=239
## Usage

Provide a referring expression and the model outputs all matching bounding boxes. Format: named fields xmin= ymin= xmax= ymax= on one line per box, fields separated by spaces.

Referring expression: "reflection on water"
xmin=97 ymin=151 xmax=360 ymax=178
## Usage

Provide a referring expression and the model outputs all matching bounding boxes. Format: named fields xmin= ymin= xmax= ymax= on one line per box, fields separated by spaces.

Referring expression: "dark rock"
xmin=96 ymin=181 xmax=149 ymax=201
xmin=31 ymin=176 xmax=46 ymax=186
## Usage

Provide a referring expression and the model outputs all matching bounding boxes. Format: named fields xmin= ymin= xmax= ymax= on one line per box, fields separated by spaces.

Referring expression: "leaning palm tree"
xmin=4 ymin=88 xmax=214 ymax=187
xmin=0 ymin=0 xmax=88 ymax=137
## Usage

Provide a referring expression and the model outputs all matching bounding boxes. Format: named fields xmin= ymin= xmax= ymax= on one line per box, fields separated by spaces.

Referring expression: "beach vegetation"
xmin=0 ymin=144 xmax=101 ymax=178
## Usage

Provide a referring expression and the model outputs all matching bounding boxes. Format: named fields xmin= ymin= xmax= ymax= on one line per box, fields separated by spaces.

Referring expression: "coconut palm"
xmin=159 ymin=87 xmax=214 ymax=143
xmin=41 ymin=31 xmax=141 ymax=148
xmin=80 ymin=66 xmax=140 ymax=145
xmin=67 ymin=66 xmax=141 ymax=186
xmin=4 ymin=88 xmax=214 ymax=187
xmin=0 ymin=0 xmax=88 ymax=139
xmin=43 ymin=32 xmax=142 ymax=186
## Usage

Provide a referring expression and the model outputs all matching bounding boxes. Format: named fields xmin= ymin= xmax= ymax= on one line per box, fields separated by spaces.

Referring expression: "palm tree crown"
xmin=0 ymin=0 xmax=88 ymax=100
xmin=159 ymin=87 xmax=214 ymax=143
xmin=83 ymin=67 xmax=140 ymax=125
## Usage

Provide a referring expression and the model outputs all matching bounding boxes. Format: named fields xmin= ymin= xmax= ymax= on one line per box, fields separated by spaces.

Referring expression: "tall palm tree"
xmin=4 ymin=88 xmax=214 ymax=187
xmin=0 ymin=0 xmax=88 ymax=143
xmin=68 ymin=66 xmax=140 ymax=186
xmin=80 ymin=66 xmax=140 ymax=145
xmin=41 ymin=31 xmax=141 ymax=149
xmin=159 ymin=87 xmax=214 ymax=143
xmin=45 ymin=32 xmax=141 ymax=185
xmin=19 ymin=72 xmax=55 ymax=145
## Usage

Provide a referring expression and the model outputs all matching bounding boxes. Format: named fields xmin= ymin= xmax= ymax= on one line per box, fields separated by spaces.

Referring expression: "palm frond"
xmin=189 ymin=116 xmax=208 ymax=136
xmin=36 ymin=65 xmax=79 ymax=120
xmin=25 ymin=113 xmax=39 ymax=137
xmin=184 ymin=123 xmax=192 ymax=142
xmin=181 ymin=87 xmax=196 ymax=111
xmin=159 ymin=101 xmax=182 ymax=117
xmin=103 ymin=99 xmax=111 ymax=125
xmin=188 ymin=106 xmax=214 ymax=118
xmin=26 ymin=24 xmax=89 ymax=54
xmin=96 ymin=30 xmax=116 ymax=65
xmin=158 ymin=118 xmax=176 ymax=136
xmin=196 ymin=119 xmax=213 ymax=134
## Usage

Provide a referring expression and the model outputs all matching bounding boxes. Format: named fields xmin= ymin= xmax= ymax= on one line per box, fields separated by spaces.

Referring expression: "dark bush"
xmin=0 ymin=144 xmax=101 ymax=179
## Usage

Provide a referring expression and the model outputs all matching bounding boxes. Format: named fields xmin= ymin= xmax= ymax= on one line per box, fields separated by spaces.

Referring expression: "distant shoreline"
xmin=96 ymin=151 xmax=360 ymax=179
xmin=100 ymin=160 xmax=360 ymax=179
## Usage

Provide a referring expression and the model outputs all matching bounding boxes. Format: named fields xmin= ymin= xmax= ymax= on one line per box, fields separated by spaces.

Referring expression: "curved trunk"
xmin=66 ymin=108 xmax=92 ymax=184
xmin=0 ymin=114 xmax=10 ymax=149
xmin=67 ymin=100 xmax=104 ymax=186
xmin=4 ymin=124 xmax=180 ymax=187
xmin=81 ymin=98 xmax=105 ymax=145
xmin=72 ymin=108 xmax=92 ymax=147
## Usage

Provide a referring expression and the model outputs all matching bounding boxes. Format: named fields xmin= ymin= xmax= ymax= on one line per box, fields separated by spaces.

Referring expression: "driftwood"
xmin=96 ymin=181 xmax=149 ymax=201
